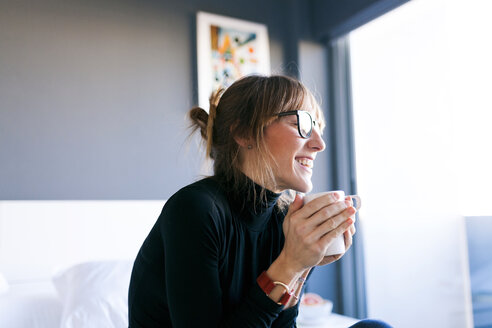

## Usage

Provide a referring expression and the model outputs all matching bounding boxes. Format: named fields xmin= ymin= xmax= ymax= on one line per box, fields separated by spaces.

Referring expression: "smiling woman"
xmin=257 ymin=109 xmax=325 ymax=193
xmin=193 ymin=75 xmax=326 ymax=207
xmin=127 ymin=75 xmax=385 ymax=328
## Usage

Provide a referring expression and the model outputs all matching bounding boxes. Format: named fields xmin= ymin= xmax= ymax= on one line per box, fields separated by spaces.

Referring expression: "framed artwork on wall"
xmin=196 ymin=11 xmax=271 ymax=110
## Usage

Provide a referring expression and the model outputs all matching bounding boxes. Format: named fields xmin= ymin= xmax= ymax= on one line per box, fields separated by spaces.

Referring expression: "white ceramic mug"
xmin=303 ymin=191 xmax=360 ymax=256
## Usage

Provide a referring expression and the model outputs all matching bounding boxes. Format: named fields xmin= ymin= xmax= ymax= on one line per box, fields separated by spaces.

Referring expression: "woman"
xmin=128 ymin=75 xmax=390 ymax=327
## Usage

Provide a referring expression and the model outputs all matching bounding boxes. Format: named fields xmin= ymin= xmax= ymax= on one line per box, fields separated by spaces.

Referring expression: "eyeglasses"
xmin=277 ymin=110 xmax=318 ymax=139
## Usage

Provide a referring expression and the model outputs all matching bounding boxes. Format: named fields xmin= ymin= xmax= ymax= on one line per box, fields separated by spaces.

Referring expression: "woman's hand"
xmin=264 ymin=193 xmax=356 ymax=306
xmin=316 ymin=224 xmax=356 ymax=265
xmin=277 ymin=192 xmax=356 ymax=274
xmin=317 ymin=195 xmax=357 ymax=266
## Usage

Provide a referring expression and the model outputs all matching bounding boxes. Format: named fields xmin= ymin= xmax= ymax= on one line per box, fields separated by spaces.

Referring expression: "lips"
xmin=295 ymin=157 xmax=313 ymax=169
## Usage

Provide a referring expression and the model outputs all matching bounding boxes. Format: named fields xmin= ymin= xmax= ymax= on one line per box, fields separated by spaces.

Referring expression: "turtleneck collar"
xmin=248 ymin=178 xmax=281 ymax=212
xmin=215 ymin=173 xmax=282 ymax=231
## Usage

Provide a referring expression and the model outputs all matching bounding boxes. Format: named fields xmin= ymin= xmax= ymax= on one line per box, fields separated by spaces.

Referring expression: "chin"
xmin=292 ymin=181 xmax=313 ymax=193
xmin=276 ymin=173 xmax=313 ymax=193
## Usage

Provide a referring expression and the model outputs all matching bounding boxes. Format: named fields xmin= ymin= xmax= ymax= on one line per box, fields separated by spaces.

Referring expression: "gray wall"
xmin=0 ymin=0 xmax=407 ymax=200
xmin=0 ymin=0 xmax=327 ymax=200
xmin=0 ymin=0 xmax=338 ymax=305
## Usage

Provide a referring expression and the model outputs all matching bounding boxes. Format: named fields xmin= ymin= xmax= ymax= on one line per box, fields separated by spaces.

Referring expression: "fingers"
xmin=296 ymin=192 xmax=340 ymax=220
xmin=282 ymin=192 xmax=358 ymax=270
xmin=307 ymin=199 xmax=353 ymax=228
xmin=288 ymin=193 xmax=304 ymax=213
xmin=315 ymin=219 xmax=357 ymax=267
xmin=349 ymin=224 xmax=356 ymax=236
xmin=318 ymin=253 xmax=342 ymax=266
xmin=318 ymin=215 xmax=354 ymax=247
xmin=284 ymin=194 xmax=304 ymax=228
xmin=344 ymin=229 xmax=353 ymax=251
xmin=309 ymin=205 xmax=355 ymax=240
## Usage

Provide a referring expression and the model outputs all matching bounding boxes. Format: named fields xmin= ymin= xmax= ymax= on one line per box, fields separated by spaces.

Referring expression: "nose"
xmin=307 ymin=128 xmax=326 ymax=152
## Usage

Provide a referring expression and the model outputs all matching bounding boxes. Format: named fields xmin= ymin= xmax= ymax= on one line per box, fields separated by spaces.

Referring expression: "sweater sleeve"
xmin=272 ymin=304 xmax=299 ymax=328
xmin=161 ymin=187 xmax=285 ymax=327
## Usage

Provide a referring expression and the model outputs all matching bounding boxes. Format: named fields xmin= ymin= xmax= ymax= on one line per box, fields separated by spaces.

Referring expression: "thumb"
xmin=289 ymin=193 xmax=304 ymax=212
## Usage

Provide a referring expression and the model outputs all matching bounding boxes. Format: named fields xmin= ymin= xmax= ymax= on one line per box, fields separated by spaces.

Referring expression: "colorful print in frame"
xmin=197 ymin=12 xmax=271 ymax=110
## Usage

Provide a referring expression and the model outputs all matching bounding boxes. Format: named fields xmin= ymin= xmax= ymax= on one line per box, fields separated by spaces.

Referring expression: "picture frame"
xmin=196 ymin=11 xmax=271 ymax=110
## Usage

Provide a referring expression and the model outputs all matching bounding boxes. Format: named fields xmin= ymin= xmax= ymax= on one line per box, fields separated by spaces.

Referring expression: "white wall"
xmin=0 ymin=200 xmax=163 ymax=282
xmin=350 ymin=0 xmax=492 ymax=326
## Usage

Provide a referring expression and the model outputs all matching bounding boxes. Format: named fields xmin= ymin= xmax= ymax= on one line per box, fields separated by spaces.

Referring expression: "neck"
xmin=239 ymin=163 xmax=281 ymax=194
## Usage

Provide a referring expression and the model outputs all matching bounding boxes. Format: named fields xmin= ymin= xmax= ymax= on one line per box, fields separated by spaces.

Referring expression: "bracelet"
xmin=257 ymin=271 xmax=293 ymax=306
xmin=291 ymin=275 xmax=307 ymax=303
xmin=291 ymin=292 xmax=299 ymax=301
xmin=273 ymin=281 xmax=291 ymax=293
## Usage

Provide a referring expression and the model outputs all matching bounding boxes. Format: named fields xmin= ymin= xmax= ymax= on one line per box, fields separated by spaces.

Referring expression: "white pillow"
xmin=52 ymin=260 xmax=133 ymax=328
xmin=0 ymin=281 xmax=62 ymax=328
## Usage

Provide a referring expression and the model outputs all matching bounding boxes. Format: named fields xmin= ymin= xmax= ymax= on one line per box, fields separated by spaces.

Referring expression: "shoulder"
xmin=158 ymin=178 xmax=230 ymax=254
xmin=169 ymin=177 xmax=226 ymax=209
xmin=160 ymin=177 xmax=230 ymax=227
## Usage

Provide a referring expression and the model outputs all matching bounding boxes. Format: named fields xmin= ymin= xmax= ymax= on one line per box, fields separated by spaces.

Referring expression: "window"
xmin=350 ymin=0 xmax=492 ymax=327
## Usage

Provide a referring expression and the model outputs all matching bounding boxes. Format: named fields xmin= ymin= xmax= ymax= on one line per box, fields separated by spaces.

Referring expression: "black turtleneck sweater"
xmin=128 ymin=177 xmax=299 ymax=327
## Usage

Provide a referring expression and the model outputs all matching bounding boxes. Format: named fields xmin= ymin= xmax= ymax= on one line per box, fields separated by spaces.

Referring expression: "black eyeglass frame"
xmin=277 ymin=110 xmax=317 ymax=139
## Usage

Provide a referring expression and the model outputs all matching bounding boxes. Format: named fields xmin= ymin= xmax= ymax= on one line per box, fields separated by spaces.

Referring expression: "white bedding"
xmin=53 ymin=260 xmax=133 ymax=328
xmin=0 ymin=261 xmax=133 ymax=328
xmin=0 ymin=200 xmax=164 ymax=328
xmin=0 ymin=281 xmax=62 ymax=328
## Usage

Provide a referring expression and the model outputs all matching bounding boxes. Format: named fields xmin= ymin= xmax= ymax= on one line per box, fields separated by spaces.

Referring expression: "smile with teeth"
xmin=295 ymin=158 xmax=313 ymax=169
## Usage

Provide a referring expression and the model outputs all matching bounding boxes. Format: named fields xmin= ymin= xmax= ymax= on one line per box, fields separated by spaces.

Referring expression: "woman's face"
xmin=262 ymin=106 xmax=326 ymax=193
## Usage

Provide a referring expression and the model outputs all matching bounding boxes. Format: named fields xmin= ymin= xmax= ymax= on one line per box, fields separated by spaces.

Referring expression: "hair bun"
xmin=188 ymin=106 xmax=209 ymax=140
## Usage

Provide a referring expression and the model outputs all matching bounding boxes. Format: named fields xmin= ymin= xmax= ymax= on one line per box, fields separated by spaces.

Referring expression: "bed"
xmin=0 ymin=200 xmax=359 ymax=328
xmin=0 ymin=200 xmax=164 ymax=328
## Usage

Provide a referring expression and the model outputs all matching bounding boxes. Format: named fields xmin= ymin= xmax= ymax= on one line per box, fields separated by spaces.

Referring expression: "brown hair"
xmin=188 ymin=75 xmax=324 ymax=208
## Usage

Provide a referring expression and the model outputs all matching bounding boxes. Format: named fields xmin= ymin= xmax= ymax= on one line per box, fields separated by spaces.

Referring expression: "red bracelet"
xmin=256 ymin=271 xmax=293 ymax=305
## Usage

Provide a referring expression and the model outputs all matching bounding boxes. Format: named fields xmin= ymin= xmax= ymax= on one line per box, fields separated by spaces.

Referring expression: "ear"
xmin=233 ymin=135 xmax=252 ymax=148
xmin=230 ymin=124 xmax=253 ymax=148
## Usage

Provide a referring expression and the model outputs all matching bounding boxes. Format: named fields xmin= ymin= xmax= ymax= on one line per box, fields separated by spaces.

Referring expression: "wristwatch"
xmin=256 ymin=271 xmax=293 ymax=305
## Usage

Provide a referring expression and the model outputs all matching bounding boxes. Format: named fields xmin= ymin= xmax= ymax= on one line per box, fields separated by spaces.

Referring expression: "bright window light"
xmin=350 ymin=0 xmax=492 ymax=327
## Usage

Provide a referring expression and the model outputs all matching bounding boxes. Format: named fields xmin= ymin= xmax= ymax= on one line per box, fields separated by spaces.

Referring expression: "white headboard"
xmin=0 ymin=200 xmax=164 ymax=283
